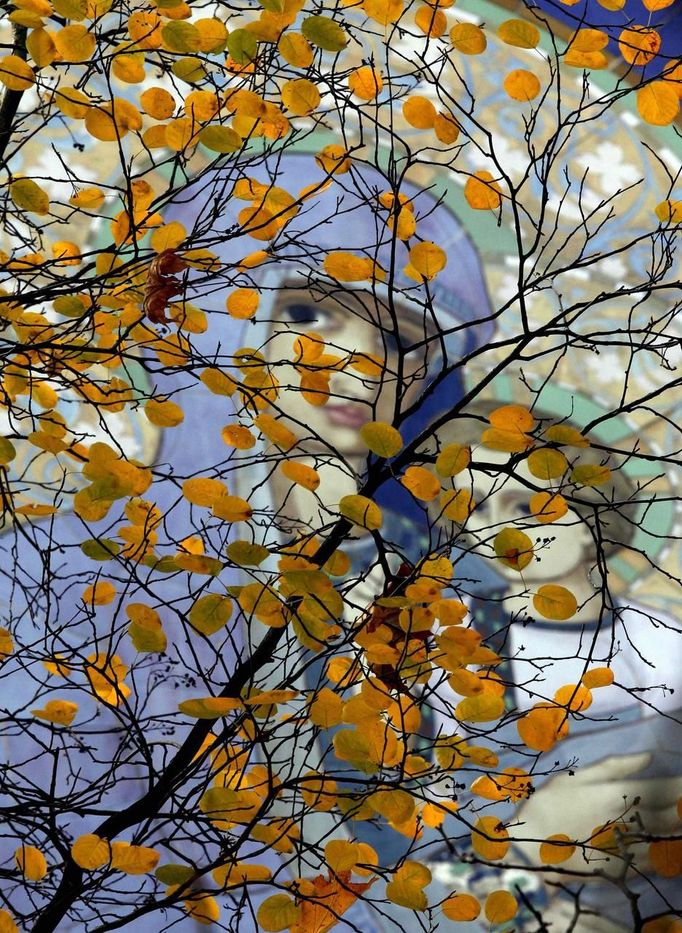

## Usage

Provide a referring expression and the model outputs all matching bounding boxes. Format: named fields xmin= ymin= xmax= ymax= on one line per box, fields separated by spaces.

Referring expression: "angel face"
xmin=460 ymin=449 xmax=594 ymax=584
xmin=263 ymin=286 xmax=438 ymax=459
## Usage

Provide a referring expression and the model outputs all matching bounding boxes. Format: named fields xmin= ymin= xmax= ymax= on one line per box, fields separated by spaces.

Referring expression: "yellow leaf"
xmin=0 ymin=627 xmax=14 ymax=658
xmin=69 ymin=186 xmax=105 ymax=209
xmin=52 ymin=0 xmax=85 ymax=19
xmin=111 ymin=842 xmax=160 ymax=875
xmin=533 ymin=584 xmax=578 ymax=621
xmin=127 ymin=604 xmax=167 ymax=653
xmin=497 ymin=18 xmax=540 ymax=48
xmin=82 ymin=581 xmax=117 ymax=606
xmin=386 ymin=861 xmax=431 ymax=910
xmin=71 ymin=834 xmax=111 ymax=870
xmin=150 ymin=222 xmax=186 ymax=253
xmin=323 ymin=251 xmax=375 ymax=282
xmin=257 ymin=894 xmax=301 ymax=932
xmin=369 ymin=788 xmax=415 ymax=824
xmin=504 ymin=68 xmax=541 ymax=101
xmin=221 ymin=423 xmax=256 ymax=449
xmin=325 ymin=839 xmax=360 ymax=874
xmin=194 ymin=17 xmax=228 ymax=52
xmin=315 ymin=144 xmax=351 ymax=175
xmin=456 ymin=693 xmax=504 ymax=723
xmin=15 ymin=844 xmax=48 ymax=881
xmin=212 ymin=494 xmax=253 ymax=522
xmin=255 ymin=413 xmax=297 ymax=451
xmin=348 ymin=65 xmax=383 ymax=99
xmin=182 ymin=477 xmax=227 ymax=507
xmin=435 ymin=443 xmax=470 ymax=477
xmin=517 ymin=703 xmax=569 ymax=751
xmin=54 ymin=24 xmax=95 ymax=62
xmin=581 ymin=666 xmax=614 ymax=688
xmin=569 ymin=27 xmax=609 ymax=51
xmin=649 ymin=839 xmax=682 ymax=877
xmin=435 ymin=599 xmax=467 ymax=625
xmin=111 ymin=46 xmax=145 ymax=83
xmin=184 ymin=893 xmax=221 ymax=925
xmin=212 ymin=861 xmax=272 ymax=887
xmin=0 ymin=910 xmax=18 ymax=933
xmin=408 ymin=241 xmax=446 ymax=279
xmin=51 ymin=240 xmax=81 ymax=265
xmin=415 ymin=5 xmax=447 ymax=36
xmin=637 ymin=82 xmax=679 ymax=126
xmin=244 ymin=689 xmax=298 ymax=706
xmin=449 ymin=22 xmax=486 ymax=54
xmin=485 ymin=890 xmax=517 ymax=923
xmin=178 ymin=697 xmax=243 ymax=719
xmin=529 ymin=491 xmax=568 ymax=523
xmin=10 ymin=178 xmax=49 ymax=215
xmin=280 ymin=461 xmax=320 ymax=491
xmin=144 ymin=397 xmax=184 ymax=428
xmin=301 ymin=770 xmax=338 ymax=811
xmin=0 ymin=54 xmax=35 ymax=91
xmin=493 ymin=528 xmax=533 ymax=571
xmin=464 ymin=171 xmax=502 ymax=210
xmin=571 ymin=463 xmax=611 ymax=487
xmin=226 ymin=288 xmax=259 ymax=319
xmin=402 ymin=95 xmax=436 ymax=129
xmin=363 ymin=0 xmax=404 ymax=26
xmin=655 ymin=199 xmax=682 ymax=224
xmin=554 ymin=682 xmax=592 ymax=712
xmin=421 ymin=801 xmax=456 ymax=828
xmin=618 ymin=26 xmax=660 ymax=65
xmin=439 ymin=489 xmax=475 ymax=523
xmin=539 ymin=834 xmax=576 ymax=864
xmin=188 ymin=594 xmax=233 ymax=635
xmin=338 ymin=494 xmax=382 ymax=530
xmin=140 ymin=86 xmax=176 ymax=119
xmin=281 ymin=78 xmax=320 ymax=116
xmin=360 ymin=421 xmax=403 ymax=457
xmin=544 ymin=424 xmax=589 ymax=447
xmin=433 ymin=111 xmax=460 ymax=144
xmin=85 ymin=99 xmax=142 ymax=141
xmin=31 ymin=699 xmax=78 ymax=726
xmin=200 ymin=368 xmax=237 ymax=397
xmin=527 ymin=447 xmax=567 ymax=480
xmin=278 ymin=32 xmax=314 ymax=68
xmin=471 ymin=816 xmax=510 ymax=860
xmin=308 ymin=687 xmax=344 ymax=727
xmin=400 ymin=466 xmax=440 ymax=501
xmin=443 ymin=893 xmax=481 ymax=921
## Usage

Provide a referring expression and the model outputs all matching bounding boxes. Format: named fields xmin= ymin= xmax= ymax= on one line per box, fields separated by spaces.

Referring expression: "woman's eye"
xmin=383 ymin=333 xmax=401 ymax=355
xmin=281 ymin=302 xmax=320 ymax=325
xmin=281 ymin=303 xmax=337 ymax=333
xmin=513 ymin=502 xmax=532 ymax=517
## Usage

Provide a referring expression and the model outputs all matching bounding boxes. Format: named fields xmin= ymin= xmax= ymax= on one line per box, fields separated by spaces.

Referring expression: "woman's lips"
xmin=325 ymin=405 xmax=368 ymax=428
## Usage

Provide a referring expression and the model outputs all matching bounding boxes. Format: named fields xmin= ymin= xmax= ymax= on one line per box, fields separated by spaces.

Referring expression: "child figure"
xmin=428 ymin=397 xmax=682 ymax=931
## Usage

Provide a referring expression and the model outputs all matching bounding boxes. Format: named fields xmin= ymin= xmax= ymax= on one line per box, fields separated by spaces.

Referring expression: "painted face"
xmin=263 ymin=285 xmax=438 ymax=457
xmin=461 ymin=448 xmax=594 ymax=583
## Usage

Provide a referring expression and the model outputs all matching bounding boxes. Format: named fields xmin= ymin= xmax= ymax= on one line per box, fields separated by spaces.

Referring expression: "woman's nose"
xmin=329 ymin=366 xmax=383 ymax=404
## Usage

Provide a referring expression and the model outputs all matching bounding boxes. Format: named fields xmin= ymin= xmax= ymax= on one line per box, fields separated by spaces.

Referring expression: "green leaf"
xmin=155 ymin=864 xmax=195 ymax=885
xmin=227 ymin=29 xmax=257 ymax=64
xmin=198 ymin=125 xmax=241 ymax=154
xmin=80 ymin=538 xmax=120 ymax=561
xmin=301 ymin=15 xmax=349 ymax=52
xmin=0 ymin=437 xmax=17 ymax=466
